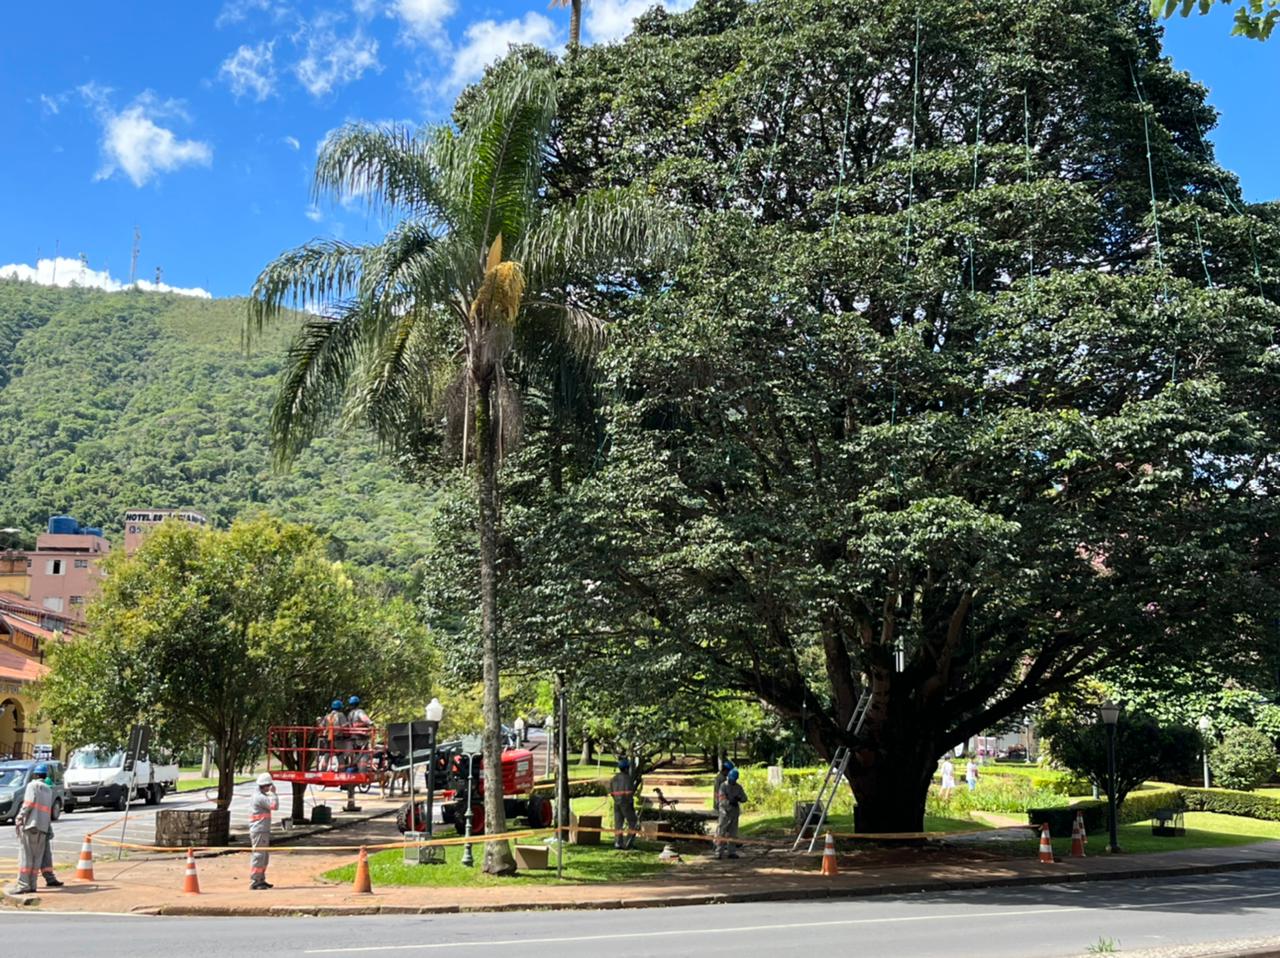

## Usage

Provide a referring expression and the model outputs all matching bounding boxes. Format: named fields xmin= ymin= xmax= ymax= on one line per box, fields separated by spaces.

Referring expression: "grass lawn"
xmin=1005 ymin=811 xmax=1280 ymax=858
xmin=739 ymin=811 xmax=986 ymax=838
xmin=322 ymin=841 xmax=668 ymax=887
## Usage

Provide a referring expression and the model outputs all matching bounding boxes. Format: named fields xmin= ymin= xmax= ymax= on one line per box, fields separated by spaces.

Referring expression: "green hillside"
xmin=0 ymin=279 xmax=433 ymax=582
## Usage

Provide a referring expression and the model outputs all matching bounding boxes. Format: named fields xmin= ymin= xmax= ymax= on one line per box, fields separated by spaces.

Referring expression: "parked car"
xmin=64 ymin=745 xmax=179 ymax=811
xmin=0 ymin=759 xmax=69 ymax=824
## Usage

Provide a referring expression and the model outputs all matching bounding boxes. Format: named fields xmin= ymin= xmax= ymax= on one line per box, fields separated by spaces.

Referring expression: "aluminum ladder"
xmin=792 ymin=690 xmax=872 ymax=853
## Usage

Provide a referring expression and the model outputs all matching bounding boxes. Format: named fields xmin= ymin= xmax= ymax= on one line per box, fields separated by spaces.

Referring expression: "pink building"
xmin=24 ymin=516 xmax=110 ymax=619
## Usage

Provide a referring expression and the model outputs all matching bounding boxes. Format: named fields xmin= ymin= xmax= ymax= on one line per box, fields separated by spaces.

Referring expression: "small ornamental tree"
xmin=1041 ymin=711 xmax=1201 ymax=805
xmin=1210 ymin=726 xmax=1279 ymax=790
xmin=38 ymin=515 xmax=435 ymax=813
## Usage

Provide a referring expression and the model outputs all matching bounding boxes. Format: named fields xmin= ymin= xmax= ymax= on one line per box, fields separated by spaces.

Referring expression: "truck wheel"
xmin=51 ymin=799 xmax=63 ymax=822
xmin=145 ymin=785 xmax=160 ymax=806
xmin=526 ymin=795 xmax=552 ymax=828
xmin=113 ymin=790 xmax=128 ymax=812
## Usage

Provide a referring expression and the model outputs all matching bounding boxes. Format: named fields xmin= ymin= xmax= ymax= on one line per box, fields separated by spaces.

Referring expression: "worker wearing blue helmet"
xmin=712 ymin=759 xmax=735 ymax=812
xmin=10 ymin=762 xmax=63 ymax=894
xmin=715 ymin=767 xmax=748 ymax=860
xmin=322 ymin=698 xmax=349 ymax=772
xmin=609 ymin=758 xmax=640 ymax=850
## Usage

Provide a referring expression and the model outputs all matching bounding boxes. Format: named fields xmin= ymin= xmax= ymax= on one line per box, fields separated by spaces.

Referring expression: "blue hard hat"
xmin=617 ymin=757 xmax=630 ymax=770
xmin=331 ymin=699 xmax=343 ymax=710
xmin=727 ymin=768 xmax=739 ymax=782
xmin=31 ymin=763 xmax=49 ymax=777
xmin=722 ymin=759 xmax=735 ymax=772
xmin=348 ymin=695 xmax=360 ymax=707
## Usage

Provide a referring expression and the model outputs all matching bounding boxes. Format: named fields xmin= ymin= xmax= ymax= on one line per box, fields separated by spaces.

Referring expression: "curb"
xmin=119 ymin=855 xmax=1280 ymax=918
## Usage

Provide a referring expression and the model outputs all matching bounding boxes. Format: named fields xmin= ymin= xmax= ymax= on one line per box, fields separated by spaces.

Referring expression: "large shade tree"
xmin=440 ymin=0 xmax=1280 ymax=832
xmin=247 ymin=64 xmax=682 ymax=872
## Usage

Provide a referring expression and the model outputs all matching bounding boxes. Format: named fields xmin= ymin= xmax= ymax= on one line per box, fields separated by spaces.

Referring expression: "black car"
xmin=0 ymin=760 xmax=69 ymax=824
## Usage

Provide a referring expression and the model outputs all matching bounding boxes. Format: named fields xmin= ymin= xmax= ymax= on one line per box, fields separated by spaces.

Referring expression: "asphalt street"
xmin=4 ymin=869 xmax=1280 ymax=957
xmin=0 ymin=779 xmax=342 ymax=866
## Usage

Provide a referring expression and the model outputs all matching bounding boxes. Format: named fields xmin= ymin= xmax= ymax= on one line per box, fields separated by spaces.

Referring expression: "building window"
xmin=69 ymin=595 xmax=83 ymax=606
xmin=46 ymin=559 xmax=64 ymax=575
xmin=43 ymin=597 xmax=64 ymax=612
xmin=74 ymin=558 xmax=89 ymax=569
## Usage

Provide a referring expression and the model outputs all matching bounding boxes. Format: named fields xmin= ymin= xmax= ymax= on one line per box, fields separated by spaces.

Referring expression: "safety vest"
xmin=18 ymin=779 xmax=52 ymax=832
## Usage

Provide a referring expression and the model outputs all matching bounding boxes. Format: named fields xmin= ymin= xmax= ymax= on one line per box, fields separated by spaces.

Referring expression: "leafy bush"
xmin=930 ymin=775 xmax=1068 ymax=817
xmin=1181 ymin=787 xmax=1280 ymax=821
xmin=1028 ymin=790 xmax=1181 ymax=837
xmin=1041 ymin=711 xmax=1201 ymax=803
xmin=1210 ymin=727 xmax=1279 ymax=790
xmin=734 ymin=766 xmax=854 ymax=818
xmin=531 ymin=777 xmax=609 ymax=798
xmin=638 ymin=807 xmax=708 ymax=835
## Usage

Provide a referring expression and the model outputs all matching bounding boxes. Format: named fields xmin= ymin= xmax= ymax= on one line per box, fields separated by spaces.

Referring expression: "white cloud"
xmin=305 ymin=203 xmax=323 ymax=221
xmin=84 ymin=91 xmax=213 ymax=187
xmin=39 ymin=93 xmax=65 ymax=116
xmin=583 ymin=0 xmax=695 ymax=44
xmin=282 ymin=135 xmax=300 ymax=150
xmin=219 ymin=41 xmax=277 ymax=101
xmin=0 ymin=257 xmax=211 ymax=298
xmin=215 ymin=0 xmax=275 ymax=27
xmin=445 ymin=13 xmax=557 ymax=91
xmin=293 ymin=24 xmax=381 ymax=97
xmin=393 ymin=0 xmax=456 ymax=44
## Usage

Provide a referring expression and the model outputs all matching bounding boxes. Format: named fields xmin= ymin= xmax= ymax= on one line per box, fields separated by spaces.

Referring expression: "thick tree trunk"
xmin=292 ymin=781 xmax=307 ymax=824
xmin=476 ymin=376 xmax=516 ymax=875
xmin=216 ymin=738 xmax=237 ymax=811
xmin=580 ymin=735 xmax=594 ymax=765
xmin=846 ymin=706 xmax=939 ymax=834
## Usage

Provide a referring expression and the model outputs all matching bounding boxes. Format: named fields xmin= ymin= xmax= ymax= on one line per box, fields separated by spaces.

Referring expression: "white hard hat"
xmin=256 ymin=773 xmax=273 ymax=787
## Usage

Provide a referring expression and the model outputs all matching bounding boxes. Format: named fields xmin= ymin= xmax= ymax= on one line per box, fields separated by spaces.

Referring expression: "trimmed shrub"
xmin=638 ymin=807 xmax=709 ymax=836
xmin=1210 ymin=727 xmax=1279 ymax=791
xmin=1027 ymin=802 xmax=1107 ymax=837
xmin=1117 ymin=789 xmax=1185 ymax=826
xmin=1181 ymin=787 xmax=1280 ymax=822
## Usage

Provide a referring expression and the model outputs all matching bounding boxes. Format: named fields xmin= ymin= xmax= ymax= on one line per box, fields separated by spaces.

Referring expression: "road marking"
xmin=304 ymin=888 xmax=1280 ymax=954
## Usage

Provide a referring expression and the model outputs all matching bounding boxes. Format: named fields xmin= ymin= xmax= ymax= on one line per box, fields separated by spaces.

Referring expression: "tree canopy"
xmin=1150 ymin=0 xmax=1278 ymax=39
xmin=38 ymin=514 xmax=436 ymax=809
xmin=419 ymin=0 xmax=1280 ymax=833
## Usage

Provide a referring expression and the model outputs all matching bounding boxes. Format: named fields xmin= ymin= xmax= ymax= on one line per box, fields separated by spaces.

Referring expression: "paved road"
xmin=0 ymin=779 xmax=353 ymax=866
xmin=4 ymin=870 xmax=1280 ymax=957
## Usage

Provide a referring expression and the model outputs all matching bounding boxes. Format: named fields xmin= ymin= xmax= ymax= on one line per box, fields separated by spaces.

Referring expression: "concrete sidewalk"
xmin=5 ymin=835 xmax=1278 ymax=918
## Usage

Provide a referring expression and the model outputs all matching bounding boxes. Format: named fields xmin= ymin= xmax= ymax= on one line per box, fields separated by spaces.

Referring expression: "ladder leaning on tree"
xmin=791 ymin=689 xmax=872 ymax=853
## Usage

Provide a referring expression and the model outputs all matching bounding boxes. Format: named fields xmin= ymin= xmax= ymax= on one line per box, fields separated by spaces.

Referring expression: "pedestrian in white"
xmin=249 ymin=772 xmax=279 ymax=890
xmin=10 ymin=763 xmax=62 ymax=894
xmin=966 ymin=757 xmax=979 ymax=792
xmin=939 ymin=757 xmax=956 ymax=800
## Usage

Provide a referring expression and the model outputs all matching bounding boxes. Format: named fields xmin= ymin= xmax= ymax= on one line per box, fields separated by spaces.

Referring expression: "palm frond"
xmin=516 ymin=187 xmax=688 ymax=295
xmin=434 ymin=68 xmax=557 ymax=257
xmin=245 ymin=239 xmax=366 ymax=344
xmin=314 ymin=123 xmax=449 ymax=224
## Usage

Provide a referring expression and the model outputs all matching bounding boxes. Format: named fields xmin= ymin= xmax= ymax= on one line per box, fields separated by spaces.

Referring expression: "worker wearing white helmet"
xmin=248 ymin=772 xmax=279 ymax=890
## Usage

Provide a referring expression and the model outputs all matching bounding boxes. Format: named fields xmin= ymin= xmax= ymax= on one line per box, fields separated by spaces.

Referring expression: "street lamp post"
xmin=424 ymin=698 xmax=443 ymax=860
xmin=1197 ymin=716 xmax=1212 ymax=789
xmin=1023 ymin=717 xmax=1032 ymax=764
xmin=460 ymin=752 xmax=476 ymax=868
xmin=1099 ymin=700 xmax=1121 ymax=854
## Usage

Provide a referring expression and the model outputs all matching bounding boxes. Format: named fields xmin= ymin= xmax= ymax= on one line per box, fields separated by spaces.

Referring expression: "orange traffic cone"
xmin=1070 ymin=812 xmax=1087 ymax=858
xmin=352 ymin=845 xmax=373 ymax=894
xmin=1038 ymin=823 xmax=1055 ymax=864
xmin=820 ymin=831 xmax=839 ymax=877
xmin=182 ymin=848 xmax=201 ymax=894
xmin=75 ymin=834 xmax=95 ymax=882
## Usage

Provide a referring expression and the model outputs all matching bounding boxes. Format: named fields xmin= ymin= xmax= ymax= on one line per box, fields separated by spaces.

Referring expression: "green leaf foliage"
xmin=1041 ymin=711 xmax=1201 ymax=805
xmin=36 ymin=514 xmax=437 ymax=807
xmin=427 ymin=0 xmax=1280 ymax=834
xmin=0 ymin=280 xmax=434 ymax=585
xmin=1210 ymin=726 xmax=1280 ymax=790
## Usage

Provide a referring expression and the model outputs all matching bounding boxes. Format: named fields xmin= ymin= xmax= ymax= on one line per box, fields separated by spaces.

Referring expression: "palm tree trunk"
xmin=476 ymin=373 xmax=516 ymax=875
xmin=568 ymin=0 xmax=582 ymax=54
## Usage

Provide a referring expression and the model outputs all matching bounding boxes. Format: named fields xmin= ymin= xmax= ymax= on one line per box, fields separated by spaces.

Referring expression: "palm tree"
xmin=549 ymin=0 xmax=585 ymax=53
xmin=247 ymin=66 xmax=681 ymax=875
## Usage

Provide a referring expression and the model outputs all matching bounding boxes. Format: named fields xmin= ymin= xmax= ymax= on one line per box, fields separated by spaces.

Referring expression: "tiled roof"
xmin=0 ymin=644 xmax=46 ymax=684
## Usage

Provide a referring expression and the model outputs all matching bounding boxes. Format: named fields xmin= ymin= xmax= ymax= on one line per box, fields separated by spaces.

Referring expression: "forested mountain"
xmin=0 ymin=279 xmax=433 ymax=583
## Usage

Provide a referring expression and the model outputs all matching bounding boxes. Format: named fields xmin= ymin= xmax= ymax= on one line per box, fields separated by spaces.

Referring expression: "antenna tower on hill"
xmin=130 ymin=226 xmax=141 ymax=285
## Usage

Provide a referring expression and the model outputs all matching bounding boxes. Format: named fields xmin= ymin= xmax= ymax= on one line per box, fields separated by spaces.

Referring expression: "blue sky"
xmin=0 ymin=1 xmax=1274 ymax=299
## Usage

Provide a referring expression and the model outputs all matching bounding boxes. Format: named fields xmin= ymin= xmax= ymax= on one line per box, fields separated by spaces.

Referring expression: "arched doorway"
xmin=0 ymin=697 xmax=23 ymax=759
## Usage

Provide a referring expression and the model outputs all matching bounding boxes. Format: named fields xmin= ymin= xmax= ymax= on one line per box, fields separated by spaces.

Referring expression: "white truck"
xmin=64 ymin=744 xmax=180 ymax=812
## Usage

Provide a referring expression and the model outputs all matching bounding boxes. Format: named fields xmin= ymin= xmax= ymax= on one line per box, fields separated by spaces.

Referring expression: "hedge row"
xmin=1029 ymin=786 xmax=1280 ymax=837
xmin=530 ymin=777 xmax=610 ymax=798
